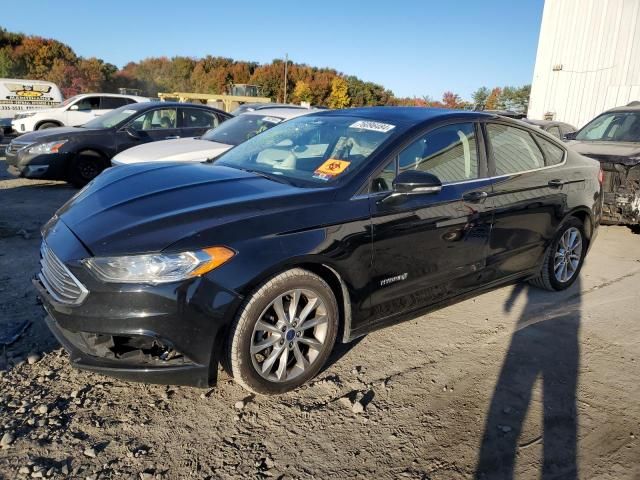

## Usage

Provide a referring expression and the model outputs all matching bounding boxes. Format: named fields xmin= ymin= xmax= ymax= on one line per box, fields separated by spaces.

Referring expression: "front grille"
xmin=38 ymin=243 xmax=88 ymax=306
xmin=6 ymin=141 xmax=31 ymax=156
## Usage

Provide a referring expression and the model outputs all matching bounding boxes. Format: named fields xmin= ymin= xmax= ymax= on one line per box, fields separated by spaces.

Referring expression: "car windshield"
xmin=202 ymin=114 xmax=285 ymax=145
xmin=576 ymin=112 xmax=640 ymax=142
xmin=215 ymin=115 xmax=398 ymax=186
xmin=81 ymin=106 xmax=140 ymax=129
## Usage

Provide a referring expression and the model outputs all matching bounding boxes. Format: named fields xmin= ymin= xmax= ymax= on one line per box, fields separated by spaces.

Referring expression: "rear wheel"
xmin=37 ymin=122 xmax=60 ymax=130
xmin=68 ymin=150 xmax=107 ymax=187
xmin=227 ymin=268 xmax=338 ymax=395
xmin=530 ymin=217 xmax=586 ymax=291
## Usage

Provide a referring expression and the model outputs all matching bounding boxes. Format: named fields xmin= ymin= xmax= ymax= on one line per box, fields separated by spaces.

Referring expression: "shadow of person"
xmin=475 ymin=278 xmax=581 ymax=479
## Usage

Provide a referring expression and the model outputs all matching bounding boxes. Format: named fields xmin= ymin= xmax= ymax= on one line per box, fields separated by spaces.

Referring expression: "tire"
xmin=227 ymin=268 xmax=339 ymax=395
xmin=37 ymin=122 xmax=60 ymax=130
xmin=529 ymin=217 xmax=587 ymax=291
xmin=68 ymin=150 xmax=107 ymax=187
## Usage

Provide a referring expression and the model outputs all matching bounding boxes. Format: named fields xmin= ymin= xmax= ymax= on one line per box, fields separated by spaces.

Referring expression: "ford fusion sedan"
xmin=6 ymin=102 xmax=231 ymax=186
xmin=566 ymin=102 xmax=640 ymax=228
xmin=35 ymin=107 xmax=602 ymax=394
xmin=111 ymin=107 xmax=313 ymax=166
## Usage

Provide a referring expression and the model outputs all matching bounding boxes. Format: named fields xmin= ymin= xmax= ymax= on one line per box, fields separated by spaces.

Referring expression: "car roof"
xmin=605 ymin=104 xmax=640 ymax=113
xmin=75 ymin=92 xmax=149 ymax=101
xmin=240 ymin=107 xmax=316 ymax=119
xmin=120 ymin=101 xmax=227 ymax=114
xmin=310 ymin=107 xmax=494 ymax=125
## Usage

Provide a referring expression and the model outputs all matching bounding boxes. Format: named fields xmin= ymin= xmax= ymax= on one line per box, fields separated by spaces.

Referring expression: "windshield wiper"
xmin=230 ymin=166 xmax=293 ymax=185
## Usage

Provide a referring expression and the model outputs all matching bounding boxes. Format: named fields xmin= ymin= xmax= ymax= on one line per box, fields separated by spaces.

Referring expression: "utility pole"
xmin=283 ymin=53 xmax=288 ymax=103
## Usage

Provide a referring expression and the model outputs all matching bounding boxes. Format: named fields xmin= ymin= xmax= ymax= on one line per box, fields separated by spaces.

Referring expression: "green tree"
xmin=328 ymin=77 xmax=350 ymax=109
xmin=472 ymin=86 xmax=490 ymax=108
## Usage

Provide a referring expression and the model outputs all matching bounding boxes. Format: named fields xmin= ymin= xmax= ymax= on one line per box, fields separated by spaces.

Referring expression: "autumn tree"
xmin=328 ymin=77 xmax=350 ymax=109
xmin=292 ymin=80 xmax=313 ymax=103
xmin=484 ymin=87 xmax=502 ymax=110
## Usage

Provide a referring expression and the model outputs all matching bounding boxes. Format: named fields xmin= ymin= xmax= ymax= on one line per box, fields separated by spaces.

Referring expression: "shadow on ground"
xmin=475 ymin=279 xmax=581 ymax=479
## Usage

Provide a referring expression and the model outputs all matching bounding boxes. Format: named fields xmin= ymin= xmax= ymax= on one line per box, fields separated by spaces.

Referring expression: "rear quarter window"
xmin=536 ymin=136 xmax=565 ymax=166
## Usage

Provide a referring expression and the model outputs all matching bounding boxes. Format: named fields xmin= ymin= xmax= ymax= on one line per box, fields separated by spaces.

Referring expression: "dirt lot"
xmin=0 ymin=151 xmax=639 ymax=479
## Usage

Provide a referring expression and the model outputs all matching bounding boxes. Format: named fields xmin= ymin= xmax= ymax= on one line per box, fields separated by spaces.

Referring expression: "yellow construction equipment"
xmin=157 ymin=84 xmax=271 ymax=113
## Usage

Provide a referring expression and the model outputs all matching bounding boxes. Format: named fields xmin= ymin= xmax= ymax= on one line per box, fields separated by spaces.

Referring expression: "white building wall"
xmin=529 ymin=0 xmax=640 ymax=129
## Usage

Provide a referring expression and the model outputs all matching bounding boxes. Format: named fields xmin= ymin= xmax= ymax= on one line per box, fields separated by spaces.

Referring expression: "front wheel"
xmin=68 ymin=151 xmax=106 ymax=187
xmin=226 ymin=268 xmax=339 ymax=395
xmin=530 ymin=217 xmax=586 ymax=291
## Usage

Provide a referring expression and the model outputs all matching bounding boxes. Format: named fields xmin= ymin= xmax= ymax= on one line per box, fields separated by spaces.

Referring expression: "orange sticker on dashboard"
xmin=314 ymin=159 xmax=351 ymax=176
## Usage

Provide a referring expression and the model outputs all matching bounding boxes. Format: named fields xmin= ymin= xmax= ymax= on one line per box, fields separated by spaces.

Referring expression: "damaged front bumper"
xmin=600 ymin=162 xmax=640 ymax=225
xmin=33 ymin=220 xmax=243 ymax=387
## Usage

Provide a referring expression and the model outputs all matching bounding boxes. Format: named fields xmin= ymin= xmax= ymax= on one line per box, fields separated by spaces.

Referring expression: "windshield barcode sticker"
xmin=349 ymin=120 xmax=395 ymax=133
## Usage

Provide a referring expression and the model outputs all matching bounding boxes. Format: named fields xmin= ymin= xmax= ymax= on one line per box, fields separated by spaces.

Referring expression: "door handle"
xmin=164 ymin=135 xmax=180 ymax=140
xmin=548 ymin=179 xmax=565 ymax=188
xmin=463 ymin=191 xmax=488 ymax=203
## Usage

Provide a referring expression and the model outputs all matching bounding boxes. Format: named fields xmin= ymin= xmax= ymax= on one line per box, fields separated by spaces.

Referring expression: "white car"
xmin=11 ymin=93 xmax=150 ymax=133
xmin=111 ymin=108 xmax=314 ymax=166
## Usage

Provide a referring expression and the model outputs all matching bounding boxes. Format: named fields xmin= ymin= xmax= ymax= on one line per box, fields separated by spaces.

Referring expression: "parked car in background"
xmin=482 ymin=109 xmax=526 ymax=119
xmin=566 ymin=102 xmax=640 ymax=229
xmin=0 ymin=78 xmax=63 ymax=134
xmin=11 ymin=93 xmax=150 ymax=133
xmin=5 ymin=102 xmax=231 ymax=186
xmin=111 ymin=107 xmax=314 ymax=166
xmin=35 ymin=107 xmax=602 ymax=394
xmin=522 ymin=119 xmax=576 ymax=140
xmin=231 ymin=103 xmax=309 ymax=115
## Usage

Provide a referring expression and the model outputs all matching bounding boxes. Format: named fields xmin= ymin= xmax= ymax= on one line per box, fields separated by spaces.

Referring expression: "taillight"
xmin=598 ymin=167 xmax=604 ymax=185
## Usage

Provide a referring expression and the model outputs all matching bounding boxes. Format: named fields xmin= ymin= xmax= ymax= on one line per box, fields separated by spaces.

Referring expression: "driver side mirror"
xmin=563 ymin=131 xmax=577 ymax=140
xmin=380 ymin=170 xmax=442 ymax=205
xmin=393 ymin=170 xmax=442 ymax=194
xmin=69 ymin=104 xmax=79 ymax=111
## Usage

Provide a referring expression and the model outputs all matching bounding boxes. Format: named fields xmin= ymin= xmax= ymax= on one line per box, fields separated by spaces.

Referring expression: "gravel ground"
xmin=0 ymin=154 xmax=638 ymax=479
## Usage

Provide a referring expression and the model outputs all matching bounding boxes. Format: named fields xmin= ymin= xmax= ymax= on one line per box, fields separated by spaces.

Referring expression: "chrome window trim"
xmin=353 ymin=149 xmax=567 ymax=200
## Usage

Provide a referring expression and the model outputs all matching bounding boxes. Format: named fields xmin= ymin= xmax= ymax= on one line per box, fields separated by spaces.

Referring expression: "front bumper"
xmin=600 ymin=162 xmax=640 ymax=225
xmin=5 ymin=147 xmax=72 ymax=180
xmin=34 ymin=220 xmax=243 ymax=387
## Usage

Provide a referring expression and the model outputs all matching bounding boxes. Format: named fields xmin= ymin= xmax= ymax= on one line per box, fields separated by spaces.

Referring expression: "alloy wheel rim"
xmin=554 ymin=227 xmax=582 ymax=283
xmin=80 ymin=159 xmax=100 ymax=180
xmin=250 ymin=289 xmax=329 ymax=383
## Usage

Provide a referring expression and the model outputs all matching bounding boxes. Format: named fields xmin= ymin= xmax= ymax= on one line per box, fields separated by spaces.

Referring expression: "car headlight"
xmin=15 ymin=112 xmax=36 ymax=120
xmin=83 ymin=246 xmax=235 ymax=284
xmin=28 ymin=140 xmax=68 ymax=155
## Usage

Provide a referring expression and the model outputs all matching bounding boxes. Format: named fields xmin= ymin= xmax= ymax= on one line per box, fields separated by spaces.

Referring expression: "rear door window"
xmin=101 ymin=97 xmax=130 ymax=109
xmin=486 ymin=124 xmax=544 ymax=175
xmin=180 ymin=108 xmax=219 ymax=129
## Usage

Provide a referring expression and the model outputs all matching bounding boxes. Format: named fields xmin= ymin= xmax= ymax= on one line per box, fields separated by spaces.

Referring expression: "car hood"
xmin=15 ymin=107 xmax=60 ymax=117
xmin=56 ymin=162 xmax=310 ymax=256
xmin=111 ymin=138 xmax=231 ymax=165
xmin=12 ymin=126 xmax=96 ymax=144
xmin=568 ymin=140 xmax=640 ymax=166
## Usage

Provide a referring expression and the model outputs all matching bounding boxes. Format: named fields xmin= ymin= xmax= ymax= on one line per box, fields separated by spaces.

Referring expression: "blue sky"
xmin=2 ymin=0 xmax=544 ymax=99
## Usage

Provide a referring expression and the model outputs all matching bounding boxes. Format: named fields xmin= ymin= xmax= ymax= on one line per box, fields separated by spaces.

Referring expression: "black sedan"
xmin=35 ymin=107 xmax=602 ymax=394
xmin=5 ymin=102 xmax=231 ymax=186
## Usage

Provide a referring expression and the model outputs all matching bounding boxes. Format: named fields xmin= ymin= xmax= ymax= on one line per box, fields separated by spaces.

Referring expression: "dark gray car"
xmin=566 ymin=102 xmax=640 ymax=229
